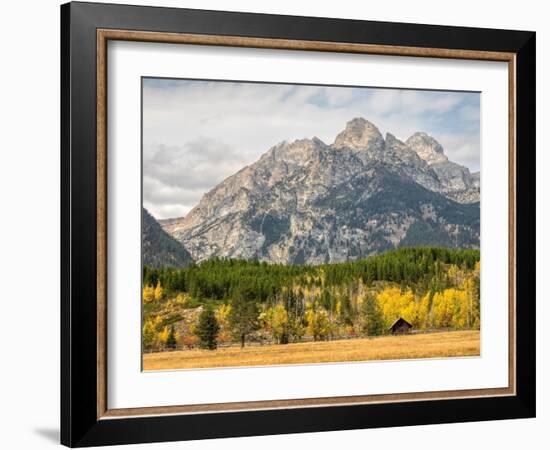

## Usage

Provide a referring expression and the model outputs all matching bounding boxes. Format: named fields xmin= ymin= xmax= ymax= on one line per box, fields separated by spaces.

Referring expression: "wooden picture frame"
xmin=61 ymin=1 xmax=535 ymax=447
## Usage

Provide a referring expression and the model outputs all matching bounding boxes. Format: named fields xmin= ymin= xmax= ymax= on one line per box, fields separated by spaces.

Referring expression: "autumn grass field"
xmin=143 ymin=330 xmax=480 ymax=370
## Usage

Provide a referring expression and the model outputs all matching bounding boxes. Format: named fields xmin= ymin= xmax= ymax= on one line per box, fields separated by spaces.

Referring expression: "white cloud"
xmin=435 ymin=132 xmax=481 ymax=171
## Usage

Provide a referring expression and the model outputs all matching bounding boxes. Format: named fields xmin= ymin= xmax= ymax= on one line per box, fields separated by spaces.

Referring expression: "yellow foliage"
xmin=261 ymin=303 xmax=290 ymax=343
xmin=432 ymin=288 xmax=469 ymax=328
xmin=175 ymin=293 xmax=188 ymax=306
xmin=271 ymin=304 xmax=289 ymax=330
xmin=447 ymin=264 xmax=464 ymax=286
xmin=142 ymin=318 xmax=156 ymax=348
xmin=305 ymin=305 xmax=331 ymax=341
xmin=213 ymin=304 xmax=234 ymax=343
xmin=376 ymin=287 xmax=418 ymax=327
xmin=158 ymin=326 xmax=170 ymax=345
xmin=462 ymin=276 xmax=480 ymax=328
xmin=142 ymin=285 xmax=155 ymax=303
xmin=142 ymin=315 xmax=164 ymax=349
xmin=154 ymin=280 xmax=163 ymax=301
xmin=215 ymin=304 xmax=232 ymax=329
xmin=152 ymin=315 xmax=162 ymax=328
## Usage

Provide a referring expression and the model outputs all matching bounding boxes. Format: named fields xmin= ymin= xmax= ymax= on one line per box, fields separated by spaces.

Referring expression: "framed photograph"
xmin=61 ymin=1 xmax=535 ymax=447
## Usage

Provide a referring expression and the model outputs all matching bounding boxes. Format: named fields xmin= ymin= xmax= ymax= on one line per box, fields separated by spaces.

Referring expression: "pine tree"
xmin=361 ymin=293 xmax=385 ymax=336
xmin=195 ymin=308 xmax=220 ymax=350
xmin=166 ymin=324 xmax=177 ymax=349
xmin=229 ymin=287 xmax=259 ymax=348
xmin=339 ymin=293 xmax=353 ymax=325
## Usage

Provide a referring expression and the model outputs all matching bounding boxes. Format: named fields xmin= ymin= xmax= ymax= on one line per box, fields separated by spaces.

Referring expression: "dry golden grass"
xmin=143 ymin=330 xmax=480 ymax=371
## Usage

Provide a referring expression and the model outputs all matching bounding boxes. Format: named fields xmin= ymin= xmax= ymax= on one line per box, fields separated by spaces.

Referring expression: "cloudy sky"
xmin=143 ymin=78 xmax=480 ymax=220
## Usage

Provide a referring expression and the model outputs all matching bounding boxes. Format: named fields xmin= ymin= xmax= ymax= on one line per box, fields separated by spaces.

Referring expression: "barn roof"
xmin=388 ymin=317 xmax=412 ymax=330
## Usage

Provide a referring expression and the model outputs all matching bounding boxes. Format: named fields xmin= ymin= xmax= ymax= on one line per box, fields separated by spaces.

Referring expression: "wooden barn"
xmin=389 ymin=317 xmax=413 ymax=335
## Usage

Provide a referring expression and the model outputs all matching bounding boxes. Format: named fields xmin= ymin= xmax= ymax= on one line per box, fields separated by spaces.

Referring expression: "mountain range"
xmin=149 ymin=118 xmax=480 ymax=266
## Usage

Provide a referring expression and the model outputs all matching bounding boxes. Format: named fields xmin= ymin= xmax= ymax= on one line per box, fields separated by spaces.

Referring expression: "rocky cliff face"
xmin=406 ymin=132 xmax=480 ymax=203
xmin=158 ymin=216 xmax=187 ymax=236
xmin=163 ymin=118 xmax=480 ymax=264
xmin=142 ymin=208 xmax=193 ymax=268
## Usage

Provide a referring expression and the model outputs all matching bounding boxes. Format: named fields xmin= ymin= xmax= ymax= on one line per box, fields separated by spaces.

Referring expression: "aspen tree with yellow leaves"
xmin=431 ymin=289 xmax=470 ymax=328
xmin=153 ymin=280 xmax=163 ymax=301
xmin=305 ymin=303 xmax=332 ymax=341
xmin=142 ymin=317 xmax=157 ymax=349
xmin=376 ymin=287 xmax=418 ymax=327
xmin=261 ymin=303 xmax=290 ymax=344
xmin=214 ymin=303 xmax=232 ymax=343
xmin=142 ymin=285 xmax=155 ymax=303
xmin=158 ymin=326 xmax=170 ymax=346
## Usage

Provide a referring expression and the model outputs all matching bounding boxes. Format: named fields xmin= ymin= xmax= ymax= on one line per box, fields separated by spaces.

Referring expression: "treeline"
xmin=142 ymin=247 xmax=480 ymax=351
xmin=143 ymin=247 xmax=479 ymax=300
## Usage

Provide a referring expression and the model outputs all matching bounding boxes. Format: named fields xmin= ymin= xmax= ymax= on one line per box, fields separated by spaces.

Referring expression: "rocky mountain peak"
xmin=406 ymin=132 xmax=448 ymax=165
xmin=385 ymin=132 xmax=407 ymax=150
xmin=332 ymin=117 xmax=384 ymax=151
xmin=264 ymin=137 xmax=326 ymax=166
